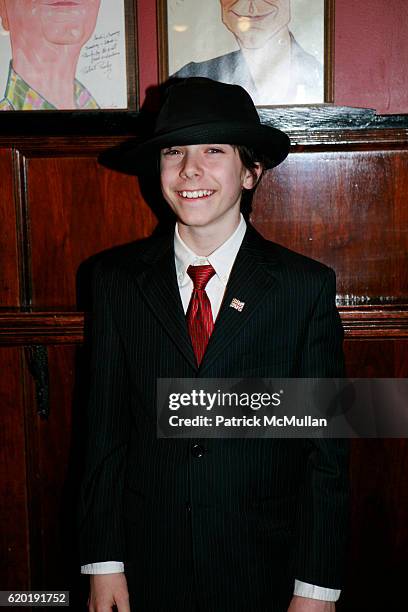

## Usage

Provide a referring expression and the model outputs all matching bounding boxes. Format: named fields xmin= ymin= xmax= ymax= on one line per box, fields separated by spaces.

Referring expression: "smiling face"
xmin=0 ymin=0 xmax=101 ymax=46
xmin=220 ymin=0 xmax=291 ymax=49
xmin=160 ymin=144 xmax=260 ymax=236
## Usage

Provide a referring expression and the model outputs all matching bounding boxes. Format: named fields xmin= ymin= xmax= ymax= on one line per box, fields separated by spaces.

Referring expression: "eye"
xmin=207 ymin=147 xmax=224 ymax=154
xmin=162 ymin=147 xmax=182 ymax=157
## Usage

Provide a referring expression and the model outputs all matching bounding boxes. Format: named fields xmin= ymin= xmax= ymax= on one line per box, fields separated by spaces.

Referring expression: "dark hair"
xmin=233 ymin=145 xmax=271 ymax=218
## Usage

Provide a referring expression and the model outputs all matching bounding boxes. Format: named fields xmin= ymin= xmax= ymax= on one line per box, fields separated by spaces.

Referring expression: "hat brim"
xmin=110 ymin=121 xmax=290 ymax=175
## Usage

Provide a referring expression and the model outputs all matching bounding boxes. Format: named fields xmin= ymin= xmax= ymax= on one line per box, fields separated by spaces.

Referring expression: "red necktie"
xmin=186 ymin=264 xmax=216 ymax=366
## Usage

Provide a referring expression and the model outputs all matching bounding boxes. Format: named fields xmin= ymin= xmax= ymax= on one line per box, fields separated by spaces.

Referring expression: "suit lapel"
xmin=199 ymin=226 xmax=280 ymax=374
xmin=135 ymin=232 xmax=197 ymax=370
xmin=134 ymin=225 xmax=280 ymax=373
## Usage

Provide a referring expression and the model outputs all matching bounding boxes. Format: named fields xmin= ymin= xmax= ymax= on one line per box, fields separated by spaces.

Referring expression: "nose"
xmin=179 ymin=150 xmax=203 ymax=179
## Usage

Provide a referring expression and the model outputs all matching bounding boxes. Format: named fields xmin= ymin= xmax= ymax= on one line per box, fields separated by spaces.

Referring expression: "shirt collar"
xmin=1 ymin=62 xmax=99 ymax=111
xmin=174 ymin=215 xmax=247 ymax=287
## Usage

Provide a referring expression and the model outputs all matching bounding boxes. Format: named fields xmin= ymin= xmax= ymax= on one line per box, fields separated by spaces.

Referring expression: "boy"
xmin=78 ymin=78 xmax=349 ymax=612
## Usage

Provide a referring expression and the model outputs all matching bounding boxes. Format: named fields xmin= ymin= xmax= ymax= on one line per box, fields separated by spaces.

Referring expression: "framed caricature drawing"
xmin=158 ymin=0 xmax=334 ymax=106
xmin=0 ymin=0 xmax=137 ymax=111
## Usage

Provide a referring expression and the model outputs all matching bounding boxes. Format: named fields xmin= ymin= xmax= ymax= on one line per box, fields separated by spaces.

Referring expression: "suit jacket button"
xmin=186 ymin=502 xmax=192 ymax=512
xmin=191 ymin=443 xmax=205 ymax=458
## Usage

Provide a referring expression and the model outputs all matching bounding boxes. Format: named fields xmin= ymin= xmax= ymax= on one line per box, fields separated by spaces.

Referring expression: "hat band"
xmin=153 ymin=117 xmax=261 ymax=138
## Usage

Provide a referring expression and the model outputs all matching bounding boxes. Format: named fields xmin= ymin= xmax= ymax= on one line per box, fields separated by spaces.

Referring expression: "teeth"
xmin=179 ymin=190 xmax=213 ymax=199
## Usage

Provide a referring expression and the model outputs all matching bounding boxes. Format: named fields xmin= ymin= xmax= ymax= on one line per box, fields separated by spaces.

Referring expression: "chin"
xmin=179 ymin=215 xmax=212 ymax=228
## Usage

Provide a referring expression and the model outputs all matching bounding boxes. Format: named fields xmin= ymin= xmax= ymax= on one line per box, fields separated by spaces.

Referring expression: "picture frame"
xmin=158 ymin=0 xmax=334 ymax=107
xmin=0 ymin=0 xmax=138 ymax=113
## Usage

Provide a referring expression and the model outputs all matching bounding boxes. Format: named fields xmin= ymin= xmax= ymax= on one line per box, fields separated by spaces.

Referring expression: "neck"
xmin=240 ymin=26 xmax=291 ymax=62
xmin=11 ymin=41 xmax=81 ymax=108
xmin=177 ymin=215 xmax=241 ymax=256
xmin=240 ymin=27 xmax=291 ymax=103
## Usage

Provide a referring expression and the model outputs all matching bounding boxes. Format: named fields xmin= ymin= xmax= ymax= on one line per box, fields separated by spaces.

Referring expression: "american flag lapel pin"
xmin=230 ymin=298 xmax=245 ymax=312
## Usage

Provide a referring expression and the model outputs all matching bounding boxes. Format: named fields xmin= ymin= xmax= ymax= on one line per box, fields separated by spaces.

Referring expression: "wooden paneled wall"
xmin=0 ymin=121 xmax=407 ymax=610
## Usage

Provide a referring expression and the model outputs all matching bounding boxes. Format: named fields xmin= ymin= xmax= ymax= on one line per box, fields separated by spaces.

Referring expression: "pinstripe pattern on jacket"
xmin=78 ymin=224 xmax=349 ymax=612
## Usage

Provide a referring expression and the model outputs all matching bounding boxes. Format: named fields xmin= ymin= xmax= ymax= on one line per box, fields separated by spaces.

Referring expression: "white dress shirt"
xmin=81 ymin=215 xmax=340 ymax=602
xmin=174 ymin=214 xmax=247 ymax=318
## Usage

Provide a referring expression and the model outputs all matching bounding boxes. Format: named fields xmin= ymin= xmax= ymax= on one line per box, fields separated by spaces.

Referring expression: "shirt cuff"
xmin=81 ymin=561 xmax=124 ymax=574
xmin=294 ymin=580 xmax=341 ymax=602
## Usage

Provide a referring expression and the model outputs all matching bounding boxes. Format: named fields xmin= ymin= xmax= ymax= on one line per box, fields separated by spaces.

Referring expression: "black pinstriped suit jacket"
xmin=78 ymin=224 xmax=349 ymax=612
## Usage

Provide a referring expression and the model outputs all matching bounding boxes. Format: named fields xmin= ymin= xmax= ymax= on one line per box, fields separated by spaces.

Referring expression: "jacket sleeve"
xmin=294 ymin=268 xmax=350 ymax=589
xmin=77 ymin=262 xmax=131 ymax=566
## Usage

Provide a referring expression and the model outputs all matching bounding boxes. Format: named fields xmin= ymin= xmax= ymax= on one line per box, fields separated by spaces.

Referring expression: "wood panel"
xmin=341 ymin=340 xmax=408 ymax=610
xmin=252 ymin=148 xmax=408 ymax=304
xmin=344 ymin=339 xmax=408 ymax=377
xmin=25 ymin=157 xmax=157 ymax=309
xmin=339 ymin=438 xmax=408 ymax=612
xmin=0 ymin=149 xmax=20 ymax=307
xmin=22 ymin=345 xmax=85 ymax=598
xmin=0 ymin=348 xmax=30 ymax=589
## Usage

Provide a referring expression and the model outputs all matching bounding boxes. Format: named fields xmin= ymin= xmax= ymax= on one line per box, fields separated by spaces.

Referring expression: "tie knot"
xmin=187 ymin=264 xmax=215 ymax=290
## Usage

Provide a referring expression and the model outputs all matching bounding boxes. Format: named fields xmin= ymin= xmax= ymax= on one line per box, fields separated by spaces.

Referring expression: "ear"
xmin=242 ymin=162 xmax=263 ymax=190
xmin=0 ymin=1 xmax=10 ymax=31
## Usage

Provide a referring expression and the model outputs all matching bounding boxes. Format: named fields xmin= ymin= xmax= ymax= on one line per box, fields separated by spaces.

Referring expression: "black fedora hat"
xmin=116 ymin=77 xmax=290 ymax=175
